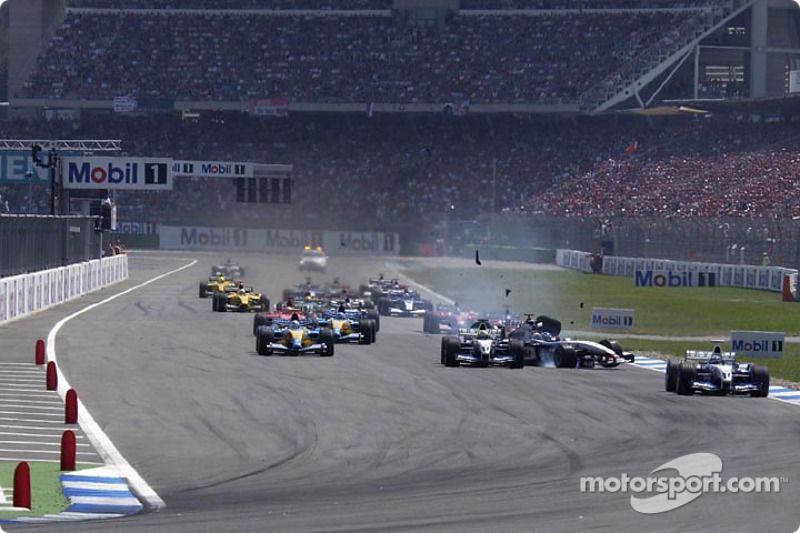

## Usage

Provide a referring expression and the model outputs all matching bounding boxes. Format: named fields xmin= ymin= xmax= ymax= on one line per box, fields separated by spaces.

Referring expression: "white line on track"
xmin=47 ymin=258 xmax=197 ymax=512
xmin=0 ymin=399 xmax=63 ymax=406
xmin=385 ymin=262 xmax=455 ymax=304
xmin=0 ymin=417 xmax=66 ymax=424
xmin=0 ymin=388 xmax=59 ymax=393
xmin=0 ymin=411 xmax=61 ymax=418
xmin=0 ymin=404 xmax=63 ymax=411
xmin=0 ymin=424 xmax=81 ymax=432
xmin=0 ymin=449 xmax=95 ymax=456
xmin=0 ymin=441 xmax=90 ymax=447
xmin=0 ymin=457 xmax=103 ymax=465
xmin=0 ymin=431 xmax=84 ymax=439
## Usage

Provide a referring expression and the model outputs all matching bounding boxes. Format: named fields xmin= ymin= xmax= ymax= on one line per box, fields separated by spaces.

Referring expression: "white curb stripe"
xmin=47 ymin=258 xmax=197 ymax=512
xmin=62 ymin=481 xmax=129 ymax=491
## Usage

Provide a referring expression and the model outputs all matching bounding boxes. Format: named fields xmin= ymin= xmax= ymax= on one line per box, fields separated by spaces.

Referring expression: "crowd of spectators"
xmin=2 ymin=111 xmax=800 ymax=231
xmin=67 ymin=0 xmax=391 ymax=9
xmin=460 ymin=0 xmax=726 ymax=9
xmin=21 ymin=10 xmax=701 ymax=105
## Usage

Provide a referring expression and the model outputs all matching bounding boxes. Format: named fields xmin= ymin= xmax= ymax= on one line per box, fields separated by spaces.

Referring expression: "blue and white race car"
xmin=665 ymin=343 xmax=770 ymax=396
xmin=255 ymin=318 xmax=334 ymax=357
xmin=441 ymin=320 xmax=525 ymax=368
xmin=377 ymin=288 xmax=432 ymax=317
xmin=317 ymin=308 xmax=377 ymax=345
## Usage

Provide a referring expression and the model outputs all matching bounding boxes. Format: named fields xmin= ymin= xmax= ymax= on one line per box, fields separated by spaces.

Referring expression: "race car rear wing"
xmin=684 ymin=350 xmax=735 ymax=363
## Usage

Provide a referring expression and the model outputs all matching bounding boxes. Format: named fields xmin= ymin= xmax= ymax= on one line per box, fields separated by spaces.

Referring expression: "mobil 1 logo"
xmin=591 ymin=307 xmax=634 ymax=331
xmin=144 ymin=162 xmax=169 ymax=185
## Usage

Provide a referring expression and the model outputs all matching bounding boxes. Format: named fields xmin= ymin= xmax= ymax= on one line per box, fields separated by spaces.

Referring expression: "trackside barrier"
xmin=556 ymin=249 xmax=797 ymax=293
xmin=0 ymin=254 xmax=128 ymax=325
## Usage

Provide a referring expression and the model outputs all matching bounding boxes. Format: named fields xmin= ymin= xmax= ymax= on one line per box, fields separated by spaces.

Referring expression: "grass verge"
xmin=402 ymin=266 xmax=800 ymax=336
xmin=0 ymin=462 xmax=89 ymax=520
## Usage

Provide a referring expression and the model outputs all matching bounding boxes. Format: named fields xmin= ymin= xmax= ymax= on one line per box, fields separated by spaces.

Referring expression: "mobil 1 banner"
xmin=160 ymin=226 xmax=251 ymax=250
xmin=730 ymin=331 xmax=785 ymax=358
xmin=324 ymin=231 xmax=399 ymax=256
xmin=591 ymin=308 xmax=634 ymax=331
xmin=62 ymin=157 xmax=173 ymax=190
xmin=159 ymin=225 xmax=400 ymax=256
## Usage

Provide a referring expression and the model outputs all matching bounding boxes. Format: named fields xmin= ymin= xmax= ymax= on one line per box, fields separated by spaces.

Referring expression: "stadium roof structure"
xmin=0 ymin=140 xmax=122 ymax=152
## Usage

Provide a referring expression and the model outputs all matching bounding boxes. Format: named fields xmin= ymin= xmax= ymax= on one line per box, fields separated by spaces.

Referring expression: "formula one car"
xmin=255 ymin=319 xmax=334 ymax=357
xmin=211 ymin=259 xmax=245 ymax=279
xmin=212 ymin=286 xmax=270 ymax=313
xmin=377 ymin=288 xmax=432 ymax=317
xmin=440 ymin=320 xmax=525 ymax=368
xmin=423 ymin=305 xmax=479 ymax=334
xmin=299 ymin=246 xmax=327 ymax=273
xmin=665 ymin=343 xmax=770 ymax=397
xmin=361 ymin=275 xmax=403 ymax=303
xmin=199 ymin=274 xmax=238 ymax=298
xmin=317 ymin=308 xmax=376 ymax=345
xmin=509 ymin=315 xmax=634 ymax=368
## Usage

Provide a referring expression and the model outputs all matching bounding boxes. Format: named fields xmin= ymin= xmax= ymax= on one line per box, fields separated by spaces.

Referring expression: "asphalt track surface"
xmin=2 ymin=252 xmax=800 ymax=533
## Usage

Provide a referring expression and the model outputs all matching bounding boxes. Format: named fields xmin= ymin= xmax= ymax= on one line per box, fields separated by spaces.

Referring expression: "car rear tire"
xmin=256 ymin=326 xmax=274 ymax=356
xmin=444 ymin=336 xmax=460 ymax=367
xmin=366 ymin=309 xmax=380 ymax=331
xmin=378 ymin=298 xmax=390 ymax=316
xmin=199 ymin=282 xmax=209 ymax=298
xmin=554 ymin=346 xmax=577 ymax=368
xmin=510 ymin=339 xmax=525 ymax=369
xmin=428 ymin=314 xmax=440 ymax=334
xmin=359 ymin=320 xmax=373 ymax=345
xmin=751 ymin=365 xmax=770 ymax=397
xmin=665 ymin=359 xmax=679 ymax=392
xmin=676 ymin=363 xmax=696 ymax=395
xmin=260 ymin=296 xmax=270 ymax=312
xmin=212 ymin=294 xmax=227 ymax=312
xmin=253 ymin=313 xmax=273 ymax=336
xmin=320 ymin=328 xmax=335 ymax=357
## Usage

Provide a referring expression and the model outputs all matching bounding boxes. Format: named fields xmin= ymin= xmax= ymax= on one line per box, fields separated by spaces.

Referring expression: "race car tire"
xmin=423 ymin=301 xmax=433 ymax=311
xmin=370 ymin=321 xmax=377 ymax=343
xmin=428 ymin=314 xmax=440 ymax=334
xmin=750 ymin=365 xmax=770 ymax=397
xmin=199 ymin=282 xmax=209 ymax=298
xmin=253 ymin=313 xmax=273 ymax=336
xmin=579 ymin=357 xmax=596 ymax=369
xmin=665 ymin=360 xmax=679 ymax=392
xmin=359 ymin=320 xmax=373 ymax=345
xmin=260 ymin=296 xmax=270 ymax=312
xmin=444 ymin=337 xmax=460 ymax=367
xmin=212 ymin=294 xmax=227 ymax=312
xmin=320 ymin=328 xmax=335 ymax=357
xmin=599 ymin=339 xmax=623 ymax=355
xmin=366 ymin=309 xmax=380 ymax=331
xmin=422 ymin=313 xmax=429 ymax=333
xmin=440 ymin=336 xmax=448 ymax=365
xmin=510 ymin=339 xmax=525 ymax=369
xmin=676 ymin=363 xmax=697 ymax=395
xmin=554 ymin=346 xmax=577 ymax=368
xmin=378 ymin=298 xmax=390 ymax=316
xmin=256 ymin=327 xmax=274 ymax=356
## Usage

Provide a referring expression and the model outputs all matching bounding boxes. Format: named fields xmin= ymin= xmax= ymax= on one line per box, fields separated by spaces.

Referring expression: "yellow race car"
xmin=199 ymin=275 xmax=237 ymax=298
xmin=212 ymin=287 xmax=270 ymax=313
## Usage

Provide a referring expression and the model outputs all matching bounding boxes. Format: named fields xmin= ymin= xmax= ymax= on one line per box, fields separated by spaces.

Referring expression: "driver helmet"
xmin=289 ymin=320 xmax=301 ymax=331
xmin=217 ymin=275 xmax=225 ymax=283
xmin=238 ymin=288 xmax=246 ymax=295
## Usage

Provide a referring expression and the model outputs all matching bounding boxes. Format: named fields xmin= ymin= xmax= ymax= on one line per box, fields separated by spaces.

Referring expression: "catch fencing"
xmin=0 ymin=254 xmax=128 ymax=325
xmin=0 ymin=215 xmax=103 ymax=277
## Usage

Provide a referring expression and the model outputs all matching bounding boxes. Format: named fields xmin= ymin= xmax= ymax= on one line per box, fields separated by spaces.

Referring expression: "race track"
xmin=4 ymin=252 xmax=799 ymax=533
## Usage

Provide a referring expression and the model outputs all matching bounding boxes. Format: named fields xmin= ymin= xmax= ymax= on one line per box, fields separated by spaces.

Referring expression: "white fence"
xmin=0 ymin=254 xmax=129 ymax=324
xmin=556 ymin=249 xmax=797 ymax=293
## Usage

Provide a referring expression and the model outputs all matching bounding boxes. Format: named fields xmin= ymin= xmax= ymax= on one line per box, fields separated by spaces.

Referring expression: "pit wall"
xmin=0 ymin=254 xmax=128 ymax=325
xmin=556 ymin=249 xmax=796 ymax=293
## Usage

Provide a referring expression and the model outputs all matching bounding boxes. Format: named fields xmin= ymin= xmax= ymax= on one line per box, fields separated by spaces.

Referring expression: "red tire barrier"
xmin=13 ymin=462 xmax=31 ymax=509
xmin=46 ymin=361 xmax=57 ymax=391
xmin=65 ymin=389 xmax=78 ymax=424
xmin=60 ymin=430 xmax=76 ymax=471
xmin=35 ymin=339 xmax=45 ymax=365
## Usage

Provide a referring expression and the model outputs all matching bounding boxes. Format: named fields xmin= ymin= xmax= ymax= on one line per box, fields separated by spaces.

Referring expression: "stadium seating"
xmin=20 ymin=10 xmax=700 ymax=104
